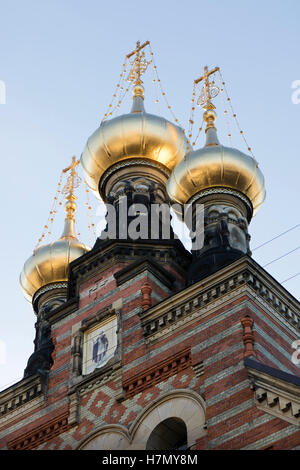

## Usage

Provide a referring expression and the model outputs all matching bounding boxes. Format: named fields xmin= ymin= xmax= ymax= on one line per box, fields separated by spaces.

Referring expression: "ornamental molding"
xmin=246 ymin=364 xmax=300 ymax=427
xmin=123 ymin=348 xmax=192 ymax=399
xmin=0 ymin=396 xmax=44 ymax=428
xmin=100 ymin=158 xmax=171 ymax=191
xmin=80 ymin=307 xmax=117 ymax=333
xmin=33 ymin=282 xmax=68 ymax=306
xmin=0 ymin=375 xmax=44 ymax=425
xmin=188 ymin=187 xmax=253 ymax=214
xmin=141 ymin=257 xmax=300 ymax=342
xmin=7 ymin=411 xmax=69 ymax=450
xmin=74 ymin=363 xmax=122 ymax=398
xmin=144 ymin=286 xmax=247 ymax=345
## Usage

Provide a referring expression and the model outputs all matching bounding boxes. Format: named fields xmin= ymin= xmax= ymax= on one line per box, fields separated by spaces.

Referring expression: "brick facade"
xmin=1 ymin=252 xmax=300 ymax=450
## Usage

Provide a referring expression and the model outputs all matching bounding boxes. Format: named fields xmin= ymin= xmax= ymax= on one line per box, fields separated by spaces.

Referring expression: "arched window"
xmin=146 ymin=417 xmax=187 ymax=450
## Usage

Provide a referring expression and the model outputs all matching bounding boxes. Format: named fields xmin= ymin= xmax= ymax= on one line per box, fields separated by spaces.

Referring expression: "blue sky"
xmin=0 ymin=0 xmax=299 ymax=389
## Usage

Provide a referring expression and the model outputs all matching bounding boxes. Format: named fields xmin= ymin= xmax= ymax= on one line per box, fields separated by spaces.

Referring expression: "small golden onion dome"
xmin=167 ymin=106 xmax=266 ymax=215
xmin=81 ymin=84 xmax=189 ymax=199
xmin=20 ymin=197 xmax=90 ymax=303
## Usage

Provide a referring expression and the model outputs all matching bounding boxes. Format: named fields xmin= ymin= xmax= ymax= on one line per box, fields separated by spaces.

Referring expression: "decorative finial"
xmin=126 ymin=41 xmax=150 ymax=113
xmin=141 ymin=281 xmax=152 ymax=311
xmin=60 ymin=156 xmax=81 ymax=239
xmin=194 ymin=66 xmax=220 ymax=146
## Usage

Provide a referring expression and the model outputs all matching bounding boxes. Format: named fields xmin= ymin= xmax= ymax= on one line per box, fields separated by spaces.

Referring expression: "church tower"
xmin=0 ymin=43 xmax=300 ymax=451
xmin=167 ymin=66 xmax=265 ymax=283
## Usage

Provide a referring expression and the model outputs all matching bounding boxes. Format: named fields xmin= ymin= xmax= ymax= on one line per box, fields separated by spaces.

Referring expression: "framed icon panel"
xmin=82 ymin=314 xmax=118 ymax=376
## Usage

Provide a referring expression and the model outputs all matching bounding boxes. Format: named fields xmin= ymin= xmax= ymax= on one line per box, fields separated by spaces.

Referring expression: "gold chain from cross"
xmin=126 ymin=41 xmax=150 ymax=84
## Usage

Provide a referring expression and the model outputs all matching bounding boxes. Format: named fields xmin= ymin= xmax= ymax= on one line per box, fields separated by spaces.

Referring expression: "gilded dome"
xmin=20 ymin=235 xmax=90 ymax=303
xmin=167 ymin=108 xmax=266 ymax=215
xmin=20 ymin=197 xmax=90 ymax=303
xmin=81 ymin=85 xmax=189 ymax=199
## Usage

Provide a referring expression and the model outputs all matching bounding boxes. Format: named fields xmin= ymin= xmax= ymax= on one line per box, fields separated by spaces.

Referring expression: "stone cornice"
xmin=143 ymin=286 xmax=248 ymax=345
xmin=245 ymin=358 xmax=300 ymax=426
xmin=0 ymin=375 xmax=43 ymax=424
xmin=80 ymin=307 xmax=116 ymax=332
xmin=70 ymin=361 xmax=122 ymax=397
xmin=140 ymin=256 xmax=300 ymax=340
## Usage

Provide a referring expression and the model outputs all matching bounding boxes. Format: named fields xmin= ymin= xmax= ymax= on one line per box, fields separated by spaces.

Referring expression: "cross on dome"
xmin=126 ymin=40 xmax=150 ymax=86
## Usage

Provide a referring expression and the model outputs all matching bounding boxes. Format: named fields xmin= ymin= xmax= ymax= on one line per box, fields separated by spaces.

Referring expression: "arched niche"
xmin=146 ymin=417 xmax=187 ymax=450
xmin=130 ymin=389 xmax=206 ymax=450
xmin=78 ymin=424 xmax=130 ymax=450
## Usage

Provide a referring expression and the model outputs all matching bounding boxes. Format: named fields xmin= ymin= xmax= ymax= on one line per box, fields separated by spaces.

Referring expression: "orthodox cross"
xmin=194 ymin=66 xmax=220 ymax=107
xmin=62 ymin=156 xmax=80 ymax=194
xmin=126 ymin=40 xmax=150 ymax=85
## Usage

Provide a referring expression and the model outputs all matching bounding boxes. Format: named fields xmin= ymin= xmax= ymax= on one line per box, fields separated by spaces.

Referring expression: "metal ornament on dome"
xmin=62 ymin=164 xmax=81 ymax=196
xmin=126 ymin=40 xmax=150 ymax=113
xmin=126 ymin=41 xmax=150 ymax=86
xmin=195 ymin=66 xmax=220 ymax=108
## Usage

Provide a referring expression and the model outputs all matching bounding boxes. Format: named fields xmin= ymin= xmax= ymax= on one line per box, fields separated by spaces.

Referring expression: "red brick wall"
xmin=1 ymin=264 xmax=300 ymax=450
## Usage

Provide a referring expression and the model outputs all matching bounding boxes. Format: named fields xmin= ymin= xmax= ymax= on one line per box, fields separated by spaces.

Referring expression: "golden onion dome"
xmin=20 ymin=192 xmax=90 ymax=303
xmin=167 ymin=105 xmax=266 ymax=215
xmin=81 ymin=84 xmax=189 ymax=199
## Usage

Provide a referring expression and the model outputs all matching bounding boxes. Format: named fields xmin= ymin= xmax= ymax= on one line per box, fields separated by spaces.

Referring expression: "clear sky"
xmin=0 ymin=0 xmax=299 ymax=390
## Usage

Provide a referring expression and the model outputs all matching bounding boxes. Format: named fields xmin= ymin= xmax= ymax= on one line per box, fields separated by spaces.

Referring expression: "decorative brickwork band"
xmin=141 ymin=282 xmax=152 ymax=311
xmin=123 ymin=348 xmax=191 ymax=398
xmin=8 ymin=412 xmax=69 ymax=450
xmin=241 ymin=315 xmax=256 ymax=358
